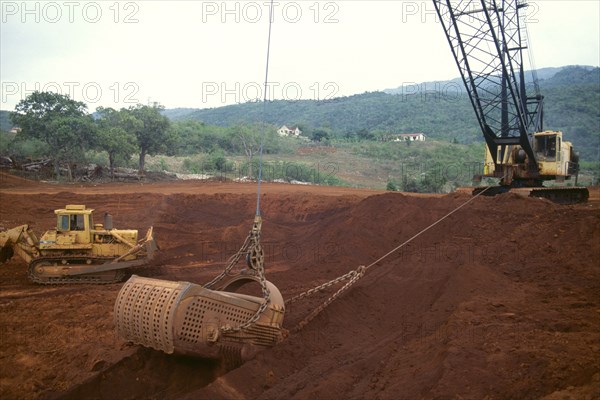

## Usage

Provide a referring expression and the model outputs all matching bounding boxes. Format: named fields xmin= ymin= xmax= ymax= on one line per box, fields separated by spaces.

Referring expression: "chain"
xmin=203 ymin=216 xmax=272 ymax=334
xmin=222 ymin=255 xmax=271 ymax=333
xmin=287 ymin=265 xmax=365 ymax=332
xmin=286 ymin=267 xmax=363 ymax=305
xmin=286 ymin=181 xmax=503 ymax=332
xmin=203 ymin=234 xmax=252 ymax=289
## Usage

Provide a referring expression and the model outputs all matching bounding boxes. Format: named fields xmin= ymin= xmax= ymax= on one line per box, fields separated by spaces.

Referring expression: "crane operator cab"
xmin=532 ymin=131 xmax=579 ymax=178
xmin=534 ymin=133 xmax=558 ymax=162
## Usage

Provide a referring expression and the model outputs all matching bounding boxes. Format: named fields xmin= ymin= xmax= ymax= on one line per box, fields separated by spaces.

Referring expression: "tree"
xmin=229 ymin=124 xmax=262 ymax=179
xmin=386 ymin=181 xmax=398 ymax=191
xmin=171 ymin=120 xmax=231 ymax=155
xmin=49 ymin=115 xmax=96 ymax=180
xmin=10 ymin=91 xmax=94 ymax=179
xmin=357 ymin=128 xmax=375 ymax=141
xmin=128 ymin=104 xmax=173 ymax=173
xmin=312 ymin=128 xmax=330 ymax=142
xmin=95 ymin=107 xmax=140 ymax=177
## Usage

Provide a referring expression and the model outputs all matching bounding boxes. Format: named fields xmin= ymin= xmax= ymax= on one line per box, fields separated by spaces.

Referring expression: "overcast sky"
xmin=1 ymin=0 xmax=599 ymax=111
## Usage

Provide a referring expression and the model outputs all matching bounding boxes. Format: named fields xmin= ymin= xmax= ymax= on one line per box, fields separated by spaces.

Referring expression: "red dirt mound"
xmin=0 ymin=178 xmax=598 ymax=399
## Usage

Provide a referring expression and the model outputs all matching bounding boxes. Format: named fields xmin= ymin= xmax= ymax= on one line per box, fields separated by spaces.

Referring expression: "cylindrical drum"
xmin=114 ymin=275 xmax=285 ymax=361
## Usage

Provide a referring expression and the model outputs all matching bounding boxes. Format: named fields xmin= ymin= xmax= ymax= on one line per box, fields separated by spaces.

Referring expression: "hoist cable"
xmin=365 ymin=182 xmax=499 ymax=271
xmin=286 ymin=183 xmax=502 ymax=330
xmin=255 ymin=0 xmax=275 ymax=217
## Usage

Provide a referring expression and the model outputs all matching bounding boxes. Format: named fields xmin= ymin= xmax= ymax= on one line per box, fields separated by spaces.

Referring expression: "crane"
xmin=432 ymin=0 xmax=589 ymax=203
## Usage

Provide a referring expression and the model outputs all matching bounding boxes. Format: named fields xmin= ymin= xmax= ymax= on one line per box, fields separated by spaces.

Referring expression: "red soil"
xmin=0 ymin=173 xmax=598 ymax=399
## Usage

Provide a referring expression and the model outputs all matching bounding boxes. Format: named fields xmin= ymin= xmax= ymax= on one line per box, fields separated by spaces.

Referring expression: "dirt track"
xmin=1 ymin=173 xmax=599 ymax=399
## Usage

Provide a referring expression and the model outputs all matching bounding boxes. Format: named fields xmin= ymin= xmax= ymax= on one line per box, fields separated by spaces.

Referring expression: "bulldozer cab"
xmin=55 ymin=205 xmax=93 ymax=245
xmin=58 ymin=214 xmax=85 ymax=231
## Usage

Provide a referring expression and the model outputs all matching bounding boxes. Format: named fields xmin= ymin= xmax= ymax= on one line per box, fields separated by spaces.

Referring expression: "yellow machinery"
xmin=477 ymin=130 xmax=588 ymax=202
xmin=0 ymin=205 xmax=156 ymax=284
xmin=432 ymin=0 xmax=589 ymax=204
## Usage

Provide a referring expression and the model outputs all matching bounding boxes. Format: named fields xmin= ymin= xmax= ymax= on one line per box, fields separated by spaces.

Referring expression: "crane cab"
xmin=482 ymin=130 xmax=579 ymax=183
xmin=533 ymin=131 xmax=579 ymax=179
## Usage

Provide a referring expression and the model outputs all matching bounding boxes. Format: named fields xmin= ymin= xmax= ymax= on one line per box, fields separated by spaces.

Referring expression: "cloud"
xmin=1 ymin=1 xmax=598 ymax=111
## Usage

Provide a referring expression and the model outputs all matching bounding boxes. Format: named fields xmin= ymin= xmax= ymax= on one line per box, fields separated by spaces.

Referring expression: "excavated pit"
xmin=0 ymin=175 xmax=599 ymax=399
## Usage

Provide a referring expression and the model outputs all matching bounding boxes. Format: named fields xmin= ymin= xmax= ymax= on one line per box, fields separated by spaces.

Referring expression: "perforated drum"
xmin=114 ymin=275 xmax=285 ymax=361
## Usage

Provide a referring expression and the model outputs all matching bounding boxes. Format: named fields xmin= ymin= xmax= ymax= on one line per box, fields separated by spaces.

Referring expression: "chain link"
xmin=219 ymin=162 xmax=497 ymax=334
xmin=284 ymin=180 xmax=499 ymax=332
xmin=287 ymin=265 xmax=365 ymax=332
xmin=204 ymin=216 xmax=272 ymax=334
xmin=286 ymin=267 xmax=362 ymax=305
xmin=221 ymin=236 xmax=272 ymax=334
xmin=203 ymin=234 xmax=252 ymax=289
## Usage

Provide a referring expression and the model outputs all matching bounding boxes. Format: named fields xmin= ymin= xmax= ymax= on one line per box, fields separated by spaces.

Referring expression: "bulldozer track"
xmin=28 ymin=256 xmax=127 ymax=285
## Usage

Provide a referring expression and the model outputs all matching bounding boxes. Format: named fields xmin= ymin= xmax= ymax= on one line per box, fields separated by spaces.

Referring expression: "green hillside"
xmin=168 ymin=66 xmax=600 ymax=161
xmin=176 ymin=91 xmax=481 ymax=143
xmin=2 ymin=66 xmax=598 ymax=189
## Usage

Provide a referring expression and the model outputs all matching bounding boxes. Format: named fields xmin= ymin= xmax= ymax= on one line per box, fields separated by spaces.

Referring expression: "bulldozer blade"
xmin=109 ymin=230 xmax=157 ymax=265
xmin=0 ymin=244 xmax=14 ymax=263
xmin=114 ymin=275 xmax=285 ymax=362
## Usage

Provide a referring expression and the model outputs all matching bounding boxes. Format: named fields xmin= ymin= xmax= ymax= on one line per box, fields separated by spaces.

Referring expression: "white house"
xmin=277 ymin=125 xmax=302 ymax=137
xmin=392 ymin=133 xmax=426 ymax=142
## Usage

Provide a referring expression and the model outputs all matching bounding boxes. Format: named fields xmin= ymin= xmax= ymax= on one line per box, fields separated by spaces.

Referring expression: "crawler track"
xmin=28 ymin=256 xmax=127 ymax=284
xmin=472 ymin=185 xmax=589 ymax=204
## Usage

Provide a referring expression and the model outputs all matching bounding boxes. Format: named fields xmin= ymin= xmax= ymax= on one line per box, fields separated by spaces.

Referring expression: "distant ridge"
xmin=156 ymin=65 xmax=599 ymax=161
xmin=382 ymin=65 xmax=597 ymax=94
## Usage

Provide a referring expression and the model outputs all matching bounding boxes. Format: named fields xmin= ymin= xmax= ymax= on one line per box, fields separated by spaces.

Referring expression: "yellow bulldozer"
xmin=0 ymin=204 xmax=156 ymax=284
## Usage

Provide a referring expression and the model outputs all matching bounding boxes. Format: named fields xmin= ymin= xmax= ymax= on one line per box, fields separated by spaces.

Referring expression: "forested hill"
xmin=167 ymin=66 xmax=599 ymax=160
xmin=1 ymin=66 xmax=597 ymax=161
